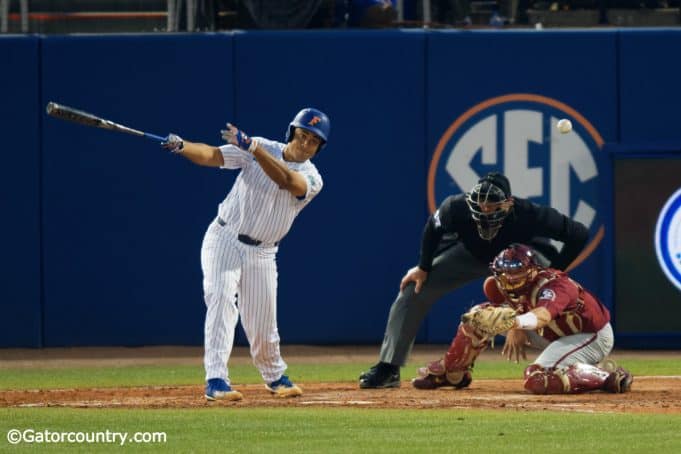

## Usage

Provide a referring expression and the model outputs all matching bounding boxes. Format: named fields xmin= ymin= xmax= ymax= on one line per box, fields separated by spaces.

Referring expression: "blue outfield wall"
xmin=1 ymin=29 xmax=680 ymax=347
xmin=0 ymin=36 xmax=42 ymax=347
xmin=618 ymin=29 xmax=681 ymax=145
xmin=40 ymin=34 xmax=235 ymax=346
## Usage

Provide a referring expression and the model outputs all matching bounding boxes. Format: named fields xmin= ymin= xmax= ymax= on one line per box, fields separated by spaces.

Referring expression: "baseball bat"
xmin=46 ymin=102 xmax=166 ymax=142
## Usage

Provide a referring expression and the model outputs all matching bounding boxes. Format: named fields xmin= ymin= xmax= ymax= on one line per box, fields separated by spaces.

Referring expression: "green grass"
xmin=0 ymin=358 xmax=679 ymax=391
xmin=0 ymin=407 xmax=680 ymax=453
xmin=1 ymin=357 xmax=680 ymax=452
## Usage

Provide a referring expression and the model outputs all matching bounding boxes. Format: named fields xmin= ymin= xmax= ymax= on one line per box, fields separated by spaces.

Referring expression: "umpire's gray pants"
xmin=378 ymin=242 xmax=551 ymax=367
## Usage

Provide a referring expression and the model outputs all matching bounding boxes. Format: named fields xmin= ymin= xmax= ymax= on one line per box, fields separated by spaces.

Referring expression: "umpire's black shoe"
xmin=359 ymin=362 xmax=400 ymax=388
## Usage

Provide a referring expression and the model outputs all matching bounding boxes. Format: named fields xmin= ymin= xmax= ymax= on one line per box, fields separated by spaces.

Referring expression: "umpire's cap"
xmin=285 ymin=108 xmax=331 ymax=152
xmin=478 ymin=172 xmax=511 ymax=198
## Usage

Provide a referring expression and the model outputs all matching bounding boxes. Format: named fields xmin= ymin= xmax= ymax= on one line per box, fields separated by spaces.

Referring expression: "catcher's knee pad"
xmin=523 ymin=365 xmax=570 ymax=394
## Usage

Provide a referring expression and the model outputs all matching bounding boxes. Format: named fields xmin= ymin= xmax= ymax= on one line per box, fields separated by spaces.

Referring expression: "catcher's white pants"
xmin=527 ymin=323 xmax=614 ymax=368
xmin=201 ymin=220 xmax=287 ymax=384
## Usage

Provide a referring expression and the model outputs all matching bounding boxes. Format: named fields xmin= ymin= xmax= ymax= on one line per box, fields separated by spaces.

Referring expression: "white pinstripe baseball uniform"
xmin=202 ymin=137 xmax=323 ymax=384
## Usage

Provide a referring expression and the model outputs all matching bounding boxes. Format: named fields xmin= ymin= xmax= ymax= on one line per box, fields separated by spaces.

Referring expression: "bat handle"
xmin=145 ymin=132 xmax=167 ymax=142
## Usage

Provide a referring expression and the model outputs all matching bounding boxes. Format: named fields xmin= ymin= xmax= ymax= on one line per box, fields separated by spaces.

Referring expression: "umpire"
xmin=359 ymin=172 xmax=590 ymax=388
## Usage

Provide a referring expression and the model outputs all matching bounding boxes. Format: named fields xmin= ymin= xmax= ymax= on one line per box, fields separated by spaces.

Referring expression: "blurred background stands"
xmin=525 ymin=0 xmax=681 ymax=28
xmin=0 ymin=0 xmax=679 ymax=34
xmin=1 ymin=0 xmax=168 ymax=33
xmin=409 ymin=0 xmax=680 ymax=27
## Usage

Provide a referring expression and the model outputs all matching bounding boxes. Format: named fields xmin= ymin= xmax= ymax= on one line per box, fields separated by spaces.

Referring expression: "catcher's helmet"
xmin=285 ymin=107 xmax=331 ymax=152
xmin=465 ymin=172 xmax=512 ymax=240
xmin=490 ymin=244 xmax=542 ymax=300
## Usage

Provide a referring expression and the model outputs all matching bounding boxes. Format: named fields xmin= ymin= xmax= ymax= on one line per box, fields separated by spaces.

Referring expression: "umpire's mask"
xmin=465 ymin=173 xmax=512 ymax=241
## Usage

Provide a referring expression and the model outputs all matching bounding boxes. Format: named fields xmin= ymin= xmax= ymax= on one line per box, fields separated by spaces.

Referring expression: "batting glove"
xmin=162 ymin=133 xmax=184 ymax=154
xmin=221 ymin=123 xmax=257 ymax=153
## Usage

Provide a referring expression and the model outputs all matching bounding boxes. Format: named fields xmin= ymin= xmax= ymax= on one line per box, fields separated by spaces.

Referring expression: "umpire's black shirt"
xmin=418 ymin=194 xmax=589 ymax=272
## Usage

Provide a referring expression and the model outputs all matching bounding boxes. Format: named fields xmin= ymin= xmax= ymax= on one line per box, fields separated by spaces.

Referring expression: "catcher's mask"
xmin=465 ymin=172 xmax=512 ymax=240
xmin=490 ymin=244 xmax=541 ymax=301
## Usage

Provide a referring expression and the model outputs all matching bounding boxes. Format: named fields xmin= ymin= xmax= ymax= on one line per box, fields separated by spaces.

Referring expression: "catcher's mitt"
xmin=461 ymin=305 xmax=517 ymax=337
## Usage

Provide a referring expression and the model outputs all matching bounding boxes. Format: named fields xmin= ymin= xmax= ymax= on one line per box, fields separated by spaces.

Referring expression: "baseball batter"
xmin=412 ymin=244 xmax=633 ymax=394
xmin=162 ymin=108 xmax=331 ymax=401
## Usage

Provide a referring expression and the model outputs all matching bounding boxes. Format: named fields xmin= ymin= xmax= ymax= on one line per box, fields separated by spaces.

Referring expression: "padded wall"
xmin=0 ymin=36 xmax=42 ymax=347
xmin=619 ymin=29 xmax=681 ymax=145
xmin=2 ymin=29 xmax=680 ymax=347
xmin=41 ymin=34 xmax=234 ymax=346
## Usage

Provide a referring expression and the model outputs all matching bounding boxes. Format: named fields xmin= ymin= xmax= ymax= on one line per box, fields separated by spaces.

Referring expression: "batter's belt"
xmin=216 ymin=217 xmax=279 ymax=247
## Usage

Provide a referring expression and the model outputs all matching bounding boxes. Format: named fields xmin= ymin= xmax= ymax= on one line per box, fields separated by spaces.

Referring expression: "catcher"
xmin=412 ymin=243 xmax=633 ymax=394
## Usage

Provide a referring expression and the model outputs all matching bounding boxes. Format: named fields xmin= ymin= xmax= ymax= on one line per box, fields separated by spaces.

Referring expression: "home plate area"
xmin=2 ymin=378 xmax=681 ymax=413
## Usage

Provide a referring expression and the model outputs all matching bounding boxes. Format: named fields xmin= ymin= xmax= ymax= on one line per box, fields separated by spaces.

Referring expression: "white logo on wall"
xmin=655 ymin=188 xmax=681 ymax=291
xmin=428 ymin=95 xmax=605 ymax=267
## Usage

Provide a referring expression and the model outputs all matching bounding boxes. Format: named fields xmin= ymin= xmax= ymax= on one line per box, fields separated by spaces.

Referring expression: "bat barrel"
xmin=46 ymin=101 xmax=166 ymax=143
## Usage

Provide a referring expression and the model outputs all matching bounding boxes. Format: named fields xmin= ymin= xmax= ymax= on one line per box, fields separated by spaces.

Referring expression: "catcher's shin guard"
xmin=412 ymin=324 xmax=486 ymax=390
xmin=444 ymin=325 xmax=488 ymax=371
xmin=524 ymin=363 xmax=626 ymax=394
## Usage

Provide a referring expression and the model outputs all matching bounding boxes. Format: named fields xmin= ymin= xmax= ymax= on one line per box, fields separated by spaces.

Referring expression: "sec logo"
xmin=655 ymin=188 xmax=681 ymax=291
xmin=427 ymin=93 xmax=605 ymax=269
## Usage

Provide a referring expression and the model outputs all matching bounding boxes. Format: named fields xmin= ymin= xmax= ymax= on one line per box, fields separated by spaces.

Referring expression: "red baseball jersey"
xmin=487 ymin=269 xmax=610 ymax=342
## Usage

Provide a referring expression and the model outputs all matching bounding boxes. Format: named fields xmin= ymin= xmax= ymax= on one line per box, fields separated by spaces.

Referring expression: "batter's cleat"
xmin=359 ymin=362 xmax=400 ymax=389
xmin=205 ymin=378 xmax=243 ymax=401
xmin=266 ymin=375 xmax=303 ymax=398
xmin=603 ymin=367 xmax=634 ymax=393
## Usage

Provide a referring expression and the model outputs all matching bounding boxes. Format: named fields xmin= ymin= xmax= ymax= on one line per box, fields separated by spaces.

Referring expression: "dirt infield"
xmin=2 ymin=378 xmax=681 ymax=413
xmin=1 ymin=346 xmax=680 ymax=413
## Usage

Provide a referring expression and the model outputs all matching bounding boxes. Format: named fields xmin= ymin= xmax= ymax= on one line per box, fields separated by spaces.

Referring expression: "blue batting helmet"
xmin=285 ymin=108 xmax=331 ymax=152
